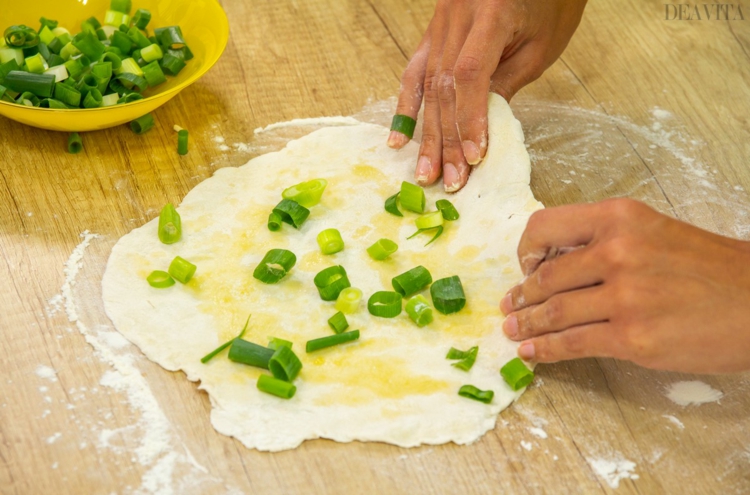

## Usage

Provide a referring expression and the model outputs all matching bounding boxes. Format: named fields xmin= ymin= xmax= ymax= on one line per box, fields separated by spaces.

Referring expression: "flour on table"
xmin=588 ymin=456 xmax=639 ymax=488
xmin=666 ymin=381 xmax=723 ymax=406
xmin=35 ymin=365 xmax=58 ymax=382
xmin=103 ymin=94 xmax=542 ymax=452
xmin=662 ymin=414 xmax=685 ymax=429
xmin=253 ymin=115 xmax=361 ymax=135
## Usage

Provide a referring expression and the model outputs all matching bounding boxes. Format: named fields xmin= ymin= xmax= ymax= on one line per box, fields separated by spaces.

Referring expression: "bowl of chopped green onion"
xmin=0 ymin=0 xmax=228 ymax=132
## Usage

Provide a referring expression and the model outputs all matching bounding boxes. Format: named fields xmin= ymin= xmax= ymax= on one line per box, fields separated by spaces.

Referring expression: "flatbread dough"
xmin=102 ymin=94 xmax=543 ymax=452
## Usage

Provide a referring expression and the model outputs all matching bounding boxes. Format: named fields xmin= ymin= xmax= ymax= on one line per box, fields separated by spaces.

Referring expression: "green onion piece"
xmin=257 ymin=374 xmax=296 ymax=399
xmin=110 ymin=30 xmax=133 ymax=54
xmin=306 ymin=330 xmax=360 ymax=353
xmin=159 ymin=52 xmax=185 ymax=75
xmin=127 ymin=27 xmax=151 ymax=50
xmin=4 ymin=25 xmax=38 ymax=49
xmin=447 ymin=346 xmax=478 ymax=371
xmin=25 ymin=53 xmax=46 ymax=74
xmin=63 ymin=58 xmax=85 ymax=79
xmin=130 ymin=113 xmax=155 ymax=134
xmin=159 ymin=26 xmax=186 ymax=48
xmin=267 ymin=211 xmax=282 ymax=232
xmin=158 ymin=203 xmax=181 ymax=244
xmin=313 ymin=265 xmax=351 ymax=301
xmin=84 ymin=15 xmax=102 ymax=30
xmin=367 ymin=238 xmax=398 ymax=261
xmin=272 ymin=199 xmax=310 ymax=229
xmin=436 ymin=199 xmax=460 ymax=220
xmin=132 ymin=9 xmax=152 ymax=29
xmin=17 ymin=92 xmax=40 ymax=107
xmin=110 ymin=0 xmax=133 ymax=14
xmin=91 ymin=62 xmax=112 ymax=93
xmin=146 ymin=270 xmax=174 ymax=288
xmin=253 ymin=249 xmax=297 ymax=284
xmin=101 ymin=93 xmax=119 ymax=107
xmin=177 ymin=129 xmax=189 ymax=155
xmin=141 ymin=60 xmax=167 ymax=86
xmin=104 ymin=10 xmax=131 ymax=27
xmin=72 ymin=31 xmax=105 ymax=60
xmin=3 ymin=70 xmax=55 ymax=98
xmin=0 ymin=60 xmax=20 ymax=85
xmin=458 ymin=385 xmax=494 ymax=404
xmin=415 ymin=211 xmax=444 ymax=230
xmin=200 ymin=314 xmax=250 ymax=364
xmin=391 ymin=265 xmax=432 ymax=298
xmin=67 ymin=132 xmax=83 ymax=154
xmin=99 ymin=51 xmax=122 ymax=70
xmin=117 ymin=92 xmax=143 ymax=104
xmin=39 ymin=18 xmax=59 ymax=32
xmin=367 ymin=291 xmax=403 ymax=318
xmin=115 ymin=57 xmax=143 ymax=76
xmin=46 ymin=54 xmax=65 ymax=68
xmin=405 ymin=295 xmax=433 ymax=327
xmin=390 ymin=114 xmax=417 ymax=139
xmin=268 ymin=345 xmax=303 ymax=382
xmin=82 ymin=88 xmax=102 ymax=108
xmin=37 ymin=42 xmax=52 ymax=61
xmin=43 ymin=65 xmax=69 ymax=83
xmin=168 ymin=256 xmax=196 ymax=284
xmin=141 ymin=44 xmax=163 ymax=62
xmin=0 ymin=49 xmax=23 ymax=67
xmin=39 ymin=98 xmax=68 ymax=109
xmin=59 ymin=42 xmax=81 ymax=61
xmin=327 ymin=311 xmax=349 ymax=334
xmin=75 ymin=73 xmax=98 ymax=98
xmin=317 ymin=228 xmax=344 ymax=255
xmin=168 ymin=46 xmax=194 ymax=61
xmin=430 ymin=275 xmax=466 ymax=315
xmin=54 ymin=82 xmax=80 ymax=106
xmin=400 ymin=181 xmax=425 ymax=214
xmin=407 ymin=226 xmax=444 ymax=246
xmin=268 ymin=337 xmax=293 ymax=350
xmin=384 ymin=192 xmax=402 ymax=217
xmin=500 ymin=357 xmax=535 ymax=391
xmin=38 ymin=26 xmax=56 ymax=46
xmin=281 ymin=178 xmax=327 ymax=207
xmin=115 ymin=72 xmax=148 ymax=92
xmin=46 ymin=37 xmax=64 ymax=55
xmin=335 ymin=287 xmax=362 ymax=314
xmin=228 ymin=339 xmax=274 ymax=369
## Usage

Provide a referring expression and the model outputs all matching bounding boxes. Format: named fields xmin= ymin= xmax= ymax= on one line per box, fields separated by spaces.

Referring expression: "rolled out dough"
xmin=102 ymin=93 xmax=543 ymax=451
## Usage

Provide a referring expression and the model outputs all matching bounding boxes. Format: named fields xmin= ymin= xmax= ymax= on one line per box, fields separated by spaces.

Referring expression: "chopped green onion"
xmin=272 ymin=199 xmax=310 ymax=229
xmin=82 ymin=88 xmax=102 ymax=108
xmin=110 ymin=30 xmax=132 ymax=54
xmin=390 ymin=114 xmax=417 ymax=139
xmin=39 ymin=98 xmax=68 ymax=109
xmin=43 ymin=65 xmax=68 ymax=83
xmin=104 ymin=10 xmax=130 ymax=27
xmin=132 ymin=9 xmax=152 ymax=29
xmin=24 ymin=53 xmax=46 ymax=74
xmin=158 ymin=203 xmax=181 ymax=244
xmin=415 ymin=211 xmax=444 ymax=230
xmin=0 ymin=48 xmax=24 ymax=67
xmin=391 ymin=265 xmax=432 ymax=298
xmin=430 ymin=276 xmax=466 ymax=315
xmin=17 ymin=92 xmax=40 ymax=107
xmin=407 ymin=226 xmax=444 ymax=246
xmin=436 ymin=199 xmax=460 ymax=220
xmin=306 ymin=330 xmax=360 ymax=353
xmin=267 ymin=211 xmax=282 ymax=232
xmin=268 ymin=337 xmax=293 ymax=350
xmin=59 ymin=42 xmax=81 ymax=61
xmin=317 ymin=228 xmax=344 ymax=255
xmin=3 ymin=70 xmax=55 ymax=98
xmin=63 ymin=58 xmax=85 ymax=79
xmin=367 ymin=238 xmax=398 ymax=260
xmin=500 ymin=358 xmax=535 ymax=391
xmin=327 ymin=311 xmax=349 ymax=334
xmin=99 ymin=52 xmax=122 ymax=70
xmin=313 ymin=265 xmax=351 ymax=301
xmin=281 ymin=178 xmax=327 ymax=207
xmin=72 ymin=31 xmax=104 ymax=60
xmin=117 ymin=92 xmax=143 ymax=104
xmin=101 ymin=93 xmax=119 ymax=107
xmin=257 ymin=374 xmax=296 ymax=399
xmin=384 ymin=192 xmax=402 ymax=217
xmin=268 ymin=345 xmax=303 ymax=382
xmin=458 ymin=385 xmax=494 ymax=404
xmin=367 ymin=291 xmax=402 ymax=318
xmin=130 ymin=113 xmax=155 ymax=134
xmin=253 ymin=249 xmax=297 ymax=284
xmin=67 ymin=132 xmax=83 ymax=154
xmin=201 ymin=314 xmax=250 ymax=363
xmin=177 ymin=129 xmax=189 ymax=155
xmin=39 ymin=18 xmax=59 ymax=32
xmin=141 ymin=60 xmax=167 ymax=86
xmin=115 ymin=57 xmax=143 ymax=76
xmin=159 ymin=52 xmax=185 ymax=75
xmin=405 ymin=295 xmax=433 ymax=327
xmin=168 ymin=256 xmax=196 ymax=284
xmin=83 ymin=16 xmax=102 ymax=31
xmin=446 ymin=346 xmax=478 ymax=371
xmin=38 ymin=26 xmax=56 ymax=46
xmin=159 ymin=26 xmax=186 ymax=49
xmin=54 ymin=82 xmax=80 ymax=106
xmin=110 ymin=0 xmax=133 ymax=14
xmin=335 ymin=287 xmax=362 ymax=314
xmin=115 ymin=72 xmax=147 ymax=92
xmin=228 ymin=339 xmax=274 ymax=369
xmin=141 ymin=43 xmax=163 ymax=62
xmin=400 ymin=181 xmax=425 ymax=214
xmin=127 ymin=27 xmax=151 ymax=50
xmin=146 ymin=270 xmax=175 ymax=288
xmin=4 ymin=25 xmax=38 ymax=49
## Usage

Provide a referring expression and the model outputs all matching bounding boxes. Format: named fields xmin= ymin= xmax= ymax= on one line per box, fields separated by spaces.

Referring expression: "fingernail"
xmin=500 ymin=293 xmax=513 ymax=315
xmin=462 ymin=140 xmax=481 ymax=165
xmin=415 ymin=156 xmax=431 ymax=184
xmin=388 ymin=131 xmax=409 ymax=149
xmin=518 ymin=341 xmax=535 ymax=360
xmin=503 ymin=315 xmax=518 ymax=338
xmin=444 ymin=163 xmax=460 ymax=192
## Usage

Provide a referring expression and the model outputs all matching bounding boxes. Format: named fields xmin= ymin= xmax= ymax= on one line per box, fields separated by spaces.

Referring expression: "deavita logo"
xmin=664 ymin=3 xmax=746 ymax=20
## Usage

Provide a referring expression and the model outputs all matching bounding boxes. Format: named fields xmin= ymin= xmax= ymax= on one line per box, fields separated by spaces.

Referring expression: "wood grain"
xmin=1 ymin=0 xmax=749 ymax=493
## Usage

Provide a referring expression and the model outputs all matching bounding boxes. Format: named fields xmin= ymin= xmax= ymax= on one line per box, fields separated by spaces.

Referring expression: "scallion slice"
xmin=177 ymin=129 xmax=189 ymax=155
xmin=132 ymin=9 xmax=152 ymax=29
xmin=272 ymin=199 xmax=310 ymax=229
xmin=500 ymin=358 xmax=535 ymax=391
xmin=415 ymin=211 xmax=444 ymax=230
xmin=130 ymin=113 xmax=154 ymax=134
xmin=327 ymin=311 xmax=349 ymax=334
xmin=67 ymin=132 xmax=83 ymax=154
xmin=391 ymin=265 xmax=432 ymax=298
xmin=458 ymin=385 xmax=494 ymax=404
xmin=390 ymin=114 xmax=417 ymax=139
xmin=168 ymin=256 xmax=196 ymax=284
xmin=3 ymin=70 xmax=55 ymax=98
xmin=267 ymin=212 xmax=282 ymax=232
xmin=253 ymin=249 xmax=297 ymax=284
xmin=82 ymin=88 xmax=102 ymax=108
xmin=405 ymin=295 xmax=433 ymax=327
xmin=446 ymin=346 xmax=478 ymax=371
xmin=201 ymin=314 xmax=251 ymax=364
xmin=281 ymin=179 xmax=327 ymax=207
xmin=367 ymin=291 xmax=402 ymax=318
xmin=228 ymin=339 xmax=274 ymax=369
xmin=146 ymin=270 xmax=174 ymax=288
xmin=54 ymin=82 xmax=80 ymax=106
xmin=335 ymin=287 xmax=362 ymax=314
xmin=367 ymin=238 xmax=398 ymax=260
xmin=268 ymin=345 xmax=303 ymax=382
xmin=158 ymin=203 xmax=181 ymax=244
xmin=407 ymin=225 xmax=444 ymax=246
xmin=306 ymin=330 xmax=360 ymax=353
xmin=142 ymin=60 xmax=167 ymax=86
xmin=384 ymin=192 xmax=402 ymax=217
xmin=159 ymin=26 xmax=186 ymax=48
xmin=268 ymin=337 xmax=292 ymax=350
xmin=430 ymin=276 xmax=466 ymax=315
xmin=24 ymin=53 xmax=46 ymax=74
xmin=313 ymin=265 xmax=351 ymax=301
xmin=160 ymin=52 xmax=185 ymax=75
xmin=317 ymin=228 xmax=344 ymax=255
xmin=436 ymin=199 xmax=460 ymax=220
xmin=400 ymin=181 xmax=425 ymax=214
xmin=110 ymin=0 xmax=133 ymax=14
xmin=257 ymin=374 xmax=296 ymax=399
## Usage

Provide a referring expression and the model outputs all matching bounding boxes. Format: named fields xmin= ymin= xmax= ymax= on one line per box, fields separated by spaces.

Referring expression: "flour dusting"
xmin=666 ymin=381 xmax=723 ymax=406
xmin=35 ymin=365 xmax=58 ymax=382
xmin=588 ymin=456 xmax=639 ymax=488
xmin=662 ymin=414 xmax=685 ymax=429
xmin=253 ymin=115 xmax=361 ymax=134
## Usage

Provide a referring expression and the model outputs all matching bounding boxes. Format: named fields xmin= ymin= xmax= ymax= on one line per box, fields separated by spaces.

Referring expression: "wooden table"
xmin=2 ymin=0 xmax=749 ymax=493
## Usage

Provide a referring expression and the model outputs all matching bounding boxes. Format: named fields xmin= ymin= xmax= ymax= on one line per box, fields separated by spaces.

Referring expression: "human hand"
xmin=500 ymin=199 xmax=750 ymax=374
xmin=387 ymin=0 xmax=587 ymax=192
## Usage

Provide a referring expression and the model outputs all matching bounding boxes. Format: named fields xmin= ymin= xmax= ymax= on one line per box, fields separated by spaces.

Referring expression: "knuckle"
xmin=453 ymin=55 xmax=484 ymax=84
xmin=542 ymin=297 xmax=564 ymax=326
xmin=561 ymin=332 xmax=585 ymax=357
xmin=605 ymin=197 xmax=644 ymax=221
xmin=423 ymin=73 xmax=440 ymax=102
xmin=437 ymin=69 xmax=455 ymax=101
xmin=600 ymin=237 xmax=634 ymax=271
xmin=534 ymin=261 xmax=556 ymax=293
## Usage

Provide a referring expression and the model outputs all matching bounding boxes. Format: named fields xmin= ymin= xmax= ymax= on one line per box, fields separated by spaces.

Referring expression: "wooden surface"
xmin=1 ymin=0 xmax=749 ymax=493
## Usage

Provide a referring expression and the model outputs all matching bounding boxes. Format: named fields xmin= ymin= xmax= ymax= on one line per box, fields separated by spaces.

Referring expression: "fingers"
xmin=489 ymin=42 xmax=547 ymax=102
xmin=517 ymin=323 xmax=616 ymax=363
xmin=503 ymin=286 xmax=609 ymax=341
xmin=389 ymin=35 xmax=431 ymax=150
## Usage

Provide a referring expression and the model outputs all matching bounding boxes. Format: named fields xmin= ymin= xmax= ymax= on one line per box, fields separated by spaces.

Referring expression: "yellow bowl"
xmin=0 ymin=0 xmax=229 ymax=132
